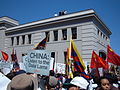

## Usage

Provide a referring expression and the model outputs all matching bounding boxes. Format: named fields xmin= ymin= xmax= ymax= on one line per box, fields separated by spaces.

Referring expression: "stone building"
xmin=0 ymin=9 xmax=111 ymax=66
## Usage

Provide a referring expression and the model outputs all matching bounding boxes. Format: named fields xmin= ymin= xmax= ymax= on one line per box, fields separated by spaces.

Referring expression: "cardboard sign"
xmin=23 ymin=50 xmax=51 ymax=76
xmin=56 ymin=63 xmax=65 ymax=74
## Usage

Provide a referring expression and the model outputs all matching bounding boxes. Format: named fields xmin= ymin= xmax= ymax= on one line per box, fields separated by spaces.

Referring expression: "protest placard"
xmin=23 ymin=50 xmax=51 ymax=76
xmin=0 ymin=60 xmax=11 ymax=69
xmin=56 ymin=63 xmax=65 ymax=74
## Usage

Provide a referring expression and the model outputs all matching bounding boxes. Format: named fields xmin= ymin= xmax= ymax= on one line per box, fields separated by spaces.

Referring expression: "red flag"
xmin=107 ymin=45 xmax=120 ymax=66
xmin=66 ymin=48 xmax=70 ymax=76
xmin=90 ymin=51 xmax=101 ymax=78
xmin=11 ymin=49 xmax=20 ymax=70
xmin=90 ymin=51 xmax=109 ymax=69
xmin=1 ymin=51 xmax=9 ymax=61
xmin=11 ymin=49 xmax=18 ymax=62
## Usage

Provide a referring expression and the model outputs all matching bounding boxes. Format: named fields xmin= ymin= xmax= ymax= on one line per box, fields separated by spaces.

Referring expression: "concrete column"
xmin=67 ymin=28 xmax=72 ymax=40
xmin=77 ymin=26 xmax=82 ymax=40
xmin=25 ymin=35 xmax=28 ymax=44
xmin=14 ymin=37 xmax=17 ymax=46
xmin=19 ymin=36 xmax=22 ymax=45
xmin=58 ymin=29 xmax=62 ymax=41
xmin=50 ymin=31 xmax=54 ymax=42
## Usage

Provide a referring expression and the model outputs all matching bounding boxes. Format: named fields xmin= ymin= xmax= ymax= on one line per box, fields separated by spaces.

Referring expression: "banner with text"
xmin=23 ymin=50 xmax=51 ymax=76
xmin=56 ymin=63 xmax=65 ymax=74
xmin=0 ymin=60 xmax=11 ymax=69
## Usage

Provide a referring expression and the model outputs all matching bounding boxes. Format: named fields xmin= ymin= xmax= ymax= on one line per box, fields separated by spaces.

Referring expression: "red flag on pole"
xmin=107 ymin=45 xmax=120 ymax=66
xmin=90 ymin=51 xmax=101 ymax=78
xmin=90 ymin=51 xmax=109 ymax=69
xmin=1 ymin=51 xmax=9 ymax=61
xmin=11 ymin=49 xmax=18 ymax=62
xmin=11 ymin=49 xmax=20 ymax=70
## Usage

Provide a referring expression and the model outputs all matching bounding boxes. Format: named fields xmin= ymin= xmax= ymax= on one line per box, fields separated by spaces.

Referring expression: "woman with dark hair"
xmin=96 ymin=76 xmax=119 ymax=90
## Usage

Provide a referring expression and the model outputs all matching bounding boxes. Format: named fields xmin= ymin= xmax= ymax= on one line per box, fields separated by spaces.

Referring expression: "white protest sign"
xmin=56 ymin=63 xmax=65 ymax=74
xmin=0 ymin=60 xmax=11 ymax=69
xmin=24 ymin=50 xmax=51 ymax=76
xmin=0 ymin=72 xmax=11 ymax=90
xmin=22 ymin=55 xmax=28 ymax=71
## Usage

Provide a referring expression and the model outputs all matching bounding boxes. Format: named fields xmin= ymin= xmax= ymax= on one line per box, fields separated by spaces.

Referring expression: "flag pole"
xmin=68 ymin=36 xmax=74 ymax=78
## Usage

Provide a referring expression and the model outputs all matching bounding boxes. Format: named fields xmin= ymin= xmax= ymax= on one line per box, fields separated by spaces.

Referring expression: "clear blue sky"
xmin=0 ymin=0 xmax=120 ymax=55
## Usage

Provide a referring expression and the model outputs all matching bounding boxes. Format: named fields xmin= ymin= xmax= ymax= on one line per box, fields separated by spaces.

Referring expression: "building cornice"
xmin=6 ymin=9 xmax=111 ymax=35
xmin=0 ymin=17 xmax=19 ymax=26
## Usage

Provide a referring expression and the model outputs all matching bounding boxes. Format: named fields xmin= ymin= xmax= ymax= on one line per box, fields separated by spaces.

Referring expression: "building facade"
xmin=0 ymin=9 xmax=111 ymax=66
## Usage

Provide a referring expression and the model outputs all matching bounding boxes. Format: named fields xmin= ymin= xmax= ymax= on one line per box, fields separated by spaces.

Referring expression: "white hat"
xmin=70 ymin=77 xmax=89 ymax=89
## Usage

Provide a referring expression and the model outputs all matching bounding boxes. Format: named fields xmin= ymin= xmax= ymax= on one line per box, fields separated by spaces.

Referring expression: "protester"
xmin=96 ymin=76 xmax=119 ymax=90
xmin=6 ymin=69 xmax=16 ymax=80
xmin=7 ymin=73 xmax=38 ymax=90
xmin=63 ymin=76 xmax=89 ymax=90
xmin=38 ymin=75 xmax=47 ymax=90
xmin=46 ymin=70 xmax=59 ymax=90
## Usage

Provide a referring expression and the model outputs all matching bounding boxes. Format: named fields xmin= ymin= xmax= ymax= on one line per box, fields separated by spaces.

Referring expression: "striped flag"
xmin=65 ymin=48 xmax=69 ymax=76
xmin=34 ymin=36 xmax=48 ymax=50
xmin=66 ymin=41 xmax=73 ymax=78
xmin=11 ymin=49 xmax=20 ymax=70
xmin=11 ymin=49 xmax=18 ymax=62
xmin=70 ymin=40 xmax=90 ymax=80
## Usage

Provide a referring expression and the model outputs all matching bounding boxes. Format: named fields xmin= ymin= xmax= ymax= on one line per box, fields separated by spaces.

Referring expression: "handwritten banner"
xmin=23 ymin=50 xmax=51 ymax=76
xmin=56 ymin=63 xmax=65 ymax=74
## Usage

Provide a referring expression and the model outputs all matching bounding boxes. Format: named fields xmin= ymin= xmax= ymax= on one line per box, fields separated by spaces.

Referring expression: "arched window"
xmin=99 ymin=50 xmax=106 ymax=60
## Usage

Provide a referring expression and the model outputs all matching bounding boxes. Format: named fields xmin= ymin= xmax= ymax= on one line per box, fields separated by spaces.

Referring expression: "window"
xmin=97 ymin=30 xmax=99 ymax=35
xmin=99 ymin=51 xmax=106 ymax=60
xmin=16 ymin=36 xmax=19 ymax=45
xmin=64 ymin=52 xmax=67 ymax=64
xmin=51 ymin=52 xmax=55 ymax=58
xmin=62 ymin=29 xmax=67 ymax=40
xmin=53 ymin=30 xmax=58 ymax=41
xmin=28 ymin=34 xmax=31 ymax=44
xmin=106 ymin=37 xmax=108 ymax=40
xmin=22 ymin=35 xmax=25 ymax=44
xmin=11 ymin=37 xmax=14 ymax=46
xmin=101 ymin=32 xmax=102 ymax=37
xmin=45 ymin=32 xmax=49 ymax=42
xmin=103 ymin=34 xmax=105 ymax=39
xmin=71 ymin=27 xmax=77 ymax=39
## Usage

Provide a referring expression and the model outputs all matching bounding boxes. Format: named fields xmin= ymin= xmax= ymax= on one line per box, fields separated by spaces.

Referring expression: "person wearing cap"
xmin=7 ymin=73 xmax=38 ymax=90
xmin=63 ymin=76 xmax=89 ymax=90
xmin=47 ymin=70 xmax=59 ymax=90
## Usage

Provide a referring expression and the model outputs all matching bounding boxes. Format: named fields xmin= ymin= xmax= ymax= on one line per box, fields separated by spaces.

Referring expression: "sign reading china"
xmin=56 ymin=63 xmax=65 ymax=74
xmin=24 ymin=50 xmax=51 ymax=76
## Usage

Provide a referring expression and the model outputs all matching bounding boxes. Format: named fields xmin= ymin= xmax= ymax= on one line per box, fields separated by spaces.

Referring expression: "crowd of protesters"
xmin=0 ymin=66 xmax=120 ymax=90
